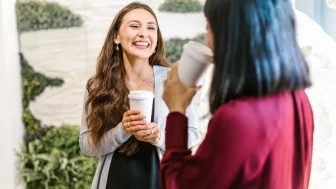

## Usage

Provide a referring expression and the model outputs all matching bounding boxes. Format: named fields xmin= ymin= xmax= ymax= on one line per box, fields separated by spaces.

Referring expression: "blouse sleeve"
xmin=160 ymin=110 xmax=259 ymax=189
xmin=153 ymin=103 xmax=200 ymax=150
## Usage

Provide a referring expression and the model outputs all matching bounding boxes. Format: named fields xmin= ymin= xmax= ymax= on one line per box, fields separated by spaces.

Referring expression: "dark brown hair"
xmin=85 ymin=2 xmax=169 ymax=156
xmin=204 ymin=0 xmax=311 ymax=114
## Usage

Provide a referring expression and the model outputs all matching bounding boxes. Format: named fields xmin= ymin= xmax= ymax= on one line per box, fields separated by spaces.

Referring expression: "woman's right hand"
xmin=163 ymin=63 xmax=200 ymax=115
xmin=122 ymin=109 xmax=147 ymax=134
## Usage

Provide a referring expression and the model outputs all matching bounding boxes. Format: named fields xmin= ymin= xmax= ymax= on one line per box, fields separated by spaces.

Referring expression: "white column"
xmin=321 ymin=0 xmax=336 ymax=40
xmin=295 ymin=0 xmax=323 ymax=24
xmin=295 ymin=0 xmax=336 ymax=40
xmin=0 ymin=0 xmax=24 ymax=188
xmin=295 ymin=0 xmax=316 ymax=19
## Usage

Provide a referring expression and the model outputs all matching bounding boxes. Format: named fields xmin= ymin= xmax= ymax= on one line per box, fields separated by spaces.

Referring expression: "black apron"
xmin=106 ymin=100 xmax=159 ymax=189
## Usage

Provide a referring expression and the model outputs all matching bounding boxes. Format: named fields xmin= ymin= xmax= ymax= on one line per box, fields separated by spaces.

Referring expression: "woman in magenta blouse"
xmin=160 ymin=0 xmax=314 ymax=188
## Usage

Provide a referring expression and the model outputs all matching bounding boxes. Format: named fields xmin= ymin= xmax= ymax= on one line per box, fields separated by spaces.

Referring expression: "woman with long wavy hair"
xmin=79 ymin=2 xmax=200 ymax=189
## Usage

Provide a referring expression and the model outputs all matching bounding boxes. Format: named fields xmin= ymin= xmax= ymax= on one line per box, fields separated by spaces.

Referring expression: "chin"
xmin=133 ymin=53 xmax=152 ymax=59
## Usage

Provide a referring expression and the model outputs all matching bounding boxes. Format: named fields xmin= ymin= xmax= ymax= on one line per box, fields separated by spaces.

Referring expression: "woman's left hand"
xmin=163 ymin=63 xmax=200 ymax=115
xmin=128 ymin=122 xmax=161 ymax=144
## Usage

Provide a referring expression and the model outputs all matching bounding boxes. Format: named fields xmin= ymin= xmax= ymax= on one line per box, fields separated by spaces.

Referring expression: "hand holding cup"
xmin=130 ymin=122 xmax=161 ymax=144
xmin=122 ymin=109 xmax=147 ymax=134
xmin=163 ymin=41 xmax=212 ymax=114
xmin=122 ymin=109 xmax=160 ymax=144
xmin=178 ymin=41 xmax=213 ymax=87
xmin=163 ymin=63 xmax=201 ymax=115
xmin=126 ymin=90 xmax=159 ymax=143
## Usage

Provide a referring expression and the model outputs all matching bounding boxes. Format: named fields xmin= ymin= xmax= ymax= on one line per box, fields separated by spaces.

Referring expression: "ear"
xmin=114 ymin=33 xmax=120 ymax=44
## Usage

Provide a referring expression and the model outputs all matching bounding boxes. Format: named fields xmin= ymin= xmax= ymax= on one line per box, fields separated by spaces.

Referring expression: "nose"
xmin=138 ymin=27 xmax=148 ymax=38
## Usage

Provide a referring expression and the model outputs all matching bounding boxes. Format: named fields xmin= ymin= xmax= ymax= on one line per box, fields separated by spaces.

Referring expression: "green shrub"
xmin=164 ymin=33 xmax=206 ymax=62
xmin=159 ymin=0 xmax=203 ymax=13
xmin=19 ymin=55 xmax=96 ymax=188
xmin=18 ymin=126 xmax=98 ymax=189
xmin=20 ymin=53 xmax=64 ymax=134
xmin=23 ymin=108 xmax=42 ymax=136
xmin=25 ymin=126 xmax=55 ymax=143
xmin=16 ymin=0 xmax=83 ymax=33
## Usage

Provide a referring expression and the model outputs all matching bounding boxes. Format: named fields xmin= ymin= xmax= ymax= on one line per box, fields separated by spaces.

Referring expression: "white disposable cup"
xmin=128 ymin=91 xmax=154 ymax=123
xmin=178 ymin=41 xmax=213 ymax=87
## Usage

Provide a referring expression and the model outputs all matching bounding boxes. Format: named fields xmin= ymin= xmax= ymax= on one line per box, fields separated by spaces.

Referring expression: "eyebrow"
xmin=127 ymin=20 xmax=157 ymax=25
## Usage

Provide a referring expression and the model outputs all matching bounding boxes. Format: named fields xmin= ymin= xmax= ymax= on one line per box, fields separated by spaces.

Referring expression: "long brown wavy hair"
xmin=85 ymin=2 xmax=170 ymax=156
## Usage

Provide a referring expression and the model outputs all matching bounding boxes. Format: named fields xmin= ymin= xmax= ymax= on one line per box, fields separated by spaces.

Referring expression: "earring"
xmin=115 ymin=44 xmax=119 ymax=51
xmin=153 ymin=50 xmax=156 ymax=53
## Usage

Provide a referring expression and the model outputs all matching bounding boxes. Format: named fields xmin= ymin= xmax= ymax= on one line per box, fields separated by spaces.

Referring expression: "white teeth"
xmin=134 ymin=42 xmax=149 ymax=47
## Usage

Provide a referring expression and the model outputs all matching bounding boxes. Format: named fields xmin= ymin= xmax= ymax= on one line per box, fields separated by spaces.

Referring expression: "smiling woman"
xmin=114 ymin=8 xmax=158 ymax=61
xmin=79 ymin=2 xmax=200 ymax=189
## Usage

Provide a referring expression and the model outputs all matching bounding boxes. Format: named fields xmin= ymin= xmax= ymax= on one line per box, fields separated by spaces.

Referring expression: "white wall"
xmin=321 ymin=1 xmax=336 ymax=40
xmin=291 ymin=0 xmax=296 ymax=6
xmin=0 ymin=0 xmax=24 ymax=188
xmin=296 ymin=0 xmax=317 ymax=20
xmin=296 ymin=0 xmax=336 ymax=40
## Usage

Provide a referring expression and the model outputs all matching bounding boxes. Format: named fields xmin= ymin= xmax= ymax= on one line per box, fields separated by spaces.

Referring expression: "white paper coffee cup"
xmin=128 ymin=91 xmax=154 ymax=123
xmin=178 ymin=41 xmax=213 ymax=87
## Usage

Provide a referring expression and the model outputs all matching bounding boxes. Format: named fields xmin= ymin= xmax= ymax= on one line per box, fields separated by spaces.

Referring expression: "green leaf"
xmin=17 ymin=126 xmax=98 ymax=189
xmin=16 ymin=0 xmax=83 ymax=33
xmin=159 ymin=0 xmax=203 ymax=13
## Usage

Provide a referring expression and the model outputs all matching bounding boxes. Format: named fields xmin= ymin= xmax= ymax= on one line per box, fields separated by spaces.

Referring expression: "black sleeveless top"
xmin=106 ymin=100 xmax=160 ymax=189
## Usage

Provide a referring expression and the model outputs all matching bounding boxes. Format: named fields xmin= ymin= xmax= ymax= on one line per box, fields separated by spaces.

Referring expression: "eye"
xmin=148 ymin=26 xmax=156 ymax=30
xmin=130 ymin=25 xmax=139 ymax=28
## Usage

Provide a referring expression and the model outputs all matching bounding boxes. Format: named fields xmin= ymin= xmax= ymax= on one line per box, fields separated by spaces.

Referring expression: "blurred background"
xmin=0 ymin=0 xmax=335 ymax=188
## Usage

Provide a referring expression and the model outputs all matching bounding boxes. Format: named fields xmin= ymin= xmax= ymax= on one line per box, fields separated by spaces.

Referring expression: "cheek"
xmin=119 ymin=29 xmax=135 ymax=44
xmin=206 ymin=29 xmax=214 ymax=52
xmin=151 ymin=33 xmax=158 ymax=47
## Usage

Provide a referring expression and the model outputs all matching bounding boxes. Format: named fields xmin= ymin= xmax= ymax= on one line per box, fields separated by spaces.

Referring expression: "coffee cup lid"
xmin=128 ymin=90 xmax=154 ymax=99
xmin=183 ymin=41 xmax=213 ymax=63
